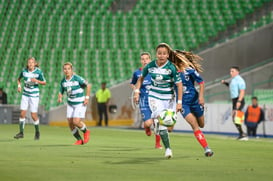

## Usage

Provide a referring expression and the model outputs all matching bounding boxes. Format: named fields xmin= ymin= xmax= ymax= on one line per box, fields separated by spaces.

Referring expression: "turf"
xmin=0 ymin=124 xmax=272 ymax=181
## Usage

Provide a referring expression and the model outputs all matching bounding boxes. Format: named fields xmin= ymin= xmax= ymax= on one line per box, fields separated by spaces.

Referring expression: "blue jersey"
xmin=130 ymin=68 xmax=152 ymax=122
xmin=179 ymin=67 xmax=204 ymax=118
xmin=180 ymin=67 xmax=204 ymax=104
xmin=130 ymin=68 xmax=151 ymax=99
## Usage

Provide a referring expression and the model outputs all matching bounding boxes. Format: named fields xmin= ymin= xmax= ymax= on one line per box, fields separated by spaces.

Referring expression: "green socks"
xmin=33 ymin=120 xmax=40 ymax=132
xmin=72 ymin=128 xmax=82 ymax=140
xmin=19 ymin=118 xmax=25 ymax=133
xmin=80 ymin=124 xmax=87 ymax=133
xmin=159 ymin=129 xmax=170 ymax=149
xmin=19 ymin=118 xmax=40 ymax=134
xmin=34 ymin=125 xmax=39 ymax=132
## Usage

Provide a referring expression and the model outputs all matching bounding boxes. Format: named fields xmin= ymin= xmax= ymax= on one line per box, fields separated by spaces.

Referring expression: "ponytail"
xmin=175 ymin=50 xmax=203 ymax=73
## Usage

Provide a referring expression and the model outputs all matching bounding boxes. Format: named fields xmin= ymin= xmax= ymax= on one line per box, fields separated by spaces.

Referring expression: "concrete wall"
xmin=199 ymin=23 xmax=273 ymax=83
xmin=174 ymin=103 xmax=273 ymax=137
xmin=205 ymin=59 xmax=273 ymax=102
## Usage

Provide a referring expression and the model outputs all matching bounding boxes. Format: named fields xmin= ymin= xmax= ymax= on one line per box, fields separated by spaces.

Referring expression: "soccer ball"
xmin=158 ymin=109 xmax=177 ymax=127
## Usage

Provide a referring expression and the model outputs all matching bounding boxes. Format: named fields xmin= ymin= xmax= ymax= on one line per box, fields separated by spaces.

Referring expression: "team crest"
xmin=155 ymin=74 xmax=163 ymax=81
xmin=184 ymin=75 xmax=190 ymax=81
xmin=165 ymin=69 xmax=171 ymax=74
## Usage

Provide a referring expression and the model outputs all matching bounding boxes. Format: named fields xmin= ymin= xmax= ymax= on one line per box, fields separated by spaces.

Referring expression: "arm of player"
xmin=30 ymin=78 xmax=46 ymax=85
xmin=198 ymin=82 xmax=205 ymax=107
xmin=84 ymin=83 xmax=91 ymax=105
xmin=134 ymin=76 xmax=144 ymax=104
xmin=176 ymin=82 xmax=183 ymax=112
xmin=17 ymin=78 xmax=22 ymax=93
xmin=57 ymin=93 xmax=63 ymax=103
xmin=130 ymin=84 xmax=136 ymax=90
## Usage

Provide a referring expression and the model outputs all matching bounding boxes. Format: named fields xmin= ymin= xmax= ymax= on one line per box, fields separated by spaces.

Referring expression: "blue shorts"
xmin=181 ymin=102 xmax=204 ymax=118
xmin=139 ymin=96 xmax=152 ymax=122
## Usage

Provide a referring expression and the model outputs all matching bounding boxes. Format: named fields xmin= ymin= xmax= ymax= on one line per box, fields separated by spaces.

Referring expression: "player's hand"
xmin=17 ymin=87 xmax=21 ymax=93
xmin=57 ymin=97 xmax=62 ymax=103
xmin=199 ymin=97 xmax=205 ymax=107
xmin=31 ymin=78 xmax=38 ymax=83
xmin=221 ymin=80 xmax=225 ymax=84
xmin=83 ymin=99 xmax=89 ymax=105
xmin=176 ymin=103 xmax=182 ymax=112
xmin=134 ymin=93 xmax=139 ymax=104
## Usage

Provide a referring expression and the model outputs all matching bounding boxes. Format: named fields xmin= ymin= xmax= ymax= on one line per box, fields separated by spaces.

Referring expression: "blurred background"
xmin=0 ymin=0 xmax=272 ymax=133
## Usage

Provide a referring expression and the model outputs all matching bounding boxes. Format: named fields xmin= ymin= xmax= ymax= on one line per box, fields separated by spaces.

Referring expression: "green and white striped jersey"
xmin=59 ymin=74 xmax=88 ymax=105
xmin=19 ymin=67 xmax=46 ymax=98
xmin=142 ymin=60 xmax=181 ymax=100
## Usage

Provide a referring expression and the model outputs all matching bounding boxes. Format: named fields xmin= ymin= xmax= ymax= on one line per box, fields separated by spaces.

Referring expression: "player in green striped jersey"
xmin=14 ymin=57 xmax=46 ymax=140
xmin=134 ymin=43 xmax=183 ymax=159
xmin=58 ymin=62 xmax=91 ymax=145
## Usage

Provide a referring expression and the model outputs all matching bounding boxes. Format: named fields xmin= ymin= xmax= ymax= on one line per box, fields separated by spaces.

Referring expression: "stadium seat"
xmin=0 ymin=0 xmax=271 ymax=110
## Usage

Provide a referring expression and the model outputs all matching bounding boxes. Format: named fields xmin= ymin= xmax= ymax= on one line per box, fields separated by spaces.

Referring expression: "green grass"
xmin=0 ymin=125 xmax=273 ymax=181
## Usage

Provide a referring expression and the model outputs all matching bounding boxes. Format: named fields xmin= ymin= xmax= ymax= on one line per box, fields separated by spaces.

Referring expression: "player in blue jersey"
xmin=58 ymin=62 xmax=91 ymax=145
xmin=170 ymin=50 xmax=213 ymax=157
xmin=130 ymin=52 xmax=162 ymax=149
xmin=134 ymin=43 xmax=183 ymax=158
xmin=14 ymin=57 xmax=46 ymax=140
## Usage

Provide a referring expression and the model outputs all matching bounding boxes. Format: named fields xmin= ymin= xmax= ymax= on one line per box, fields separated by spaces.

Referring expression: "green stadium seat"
xmin=0 ymin=0 xmax=271 ymax=110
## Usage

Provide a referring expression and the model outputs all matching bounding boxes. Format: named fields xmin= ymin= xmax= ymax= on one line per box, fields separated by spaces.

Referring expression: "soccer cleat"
xmin=237 ymin=135 xmax=249 ymax=141
xmin=237 ymin=134 xmax=248 ymax=141
xmin=153 ymin=119 xmax=160 ymax=135
xmin=73 ymin=140 xmax=83 ymax=145
xmin=165 ymin=148 xmax=173 ymax=159
xmin=204 ymin=148 xmax=214 ymax=157
xmin=145 ymin=127 xmax=152 ymax=136
xmin=83 ymin=130 xmax=90 ymax=144
xmin=14 ymin=132 xmax=24 ymax=139
xmin=34 ymin=132 xmax=40 ymax=140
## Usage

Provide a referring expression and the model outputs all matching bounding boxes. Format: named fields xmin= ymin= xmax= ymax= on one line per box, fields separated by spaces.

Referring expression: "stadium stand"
xmin=0 ymin=0 xmax=272 ymax=110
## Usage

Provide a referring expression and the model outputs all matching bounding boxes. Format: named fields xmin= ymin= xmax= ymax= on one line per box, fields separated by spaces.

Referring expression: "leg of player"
xmin=144 ymin=119 xmax=162 ymax=149
xmin=158 ymin=124 xmax=172 ymax=159
xmin=68 ymin=118 xmax=83 ymax=145
xmin=31 ymin=112 xmax=40 ymax=140
xmin=144 ymin=119 xmax=152 ymax=136
xmin=14 ymin=110 xmax=27 ymax=139
xmin=185 ymin=114 xmax=214 ymax=157
xmin=196 ymin=116 xmax=204 ymax=128
xmin=73 ymin=118 xmax=90 ymax=144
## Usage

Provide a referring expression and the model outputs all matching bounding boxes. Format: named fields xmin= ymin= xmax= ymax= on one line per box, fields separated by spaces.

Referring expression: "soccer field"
xmin=0 ymin=125 xmax=272 ymax=181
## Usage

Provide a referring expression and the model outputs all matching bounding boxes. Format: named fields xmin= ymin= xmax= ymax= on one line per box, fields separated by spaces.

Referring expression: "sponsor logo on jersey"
xmin=63 ymin=81 xmax=80 ymax=87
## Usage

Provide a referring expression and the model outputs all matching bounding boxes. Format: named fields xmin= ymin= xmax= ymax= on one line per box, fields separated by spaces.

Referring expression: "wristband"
xmin=237 ymin=100 xmax=241 ymax=103
xmin=177 ymin=100 xmax=182 ymax=104
xmin=134 ymin=89 xmax=140 ymax=93
xmin=85 ymin=96 xmax=90 ymax=99
xmin=18 ymin=84 xmax=21 ymax=88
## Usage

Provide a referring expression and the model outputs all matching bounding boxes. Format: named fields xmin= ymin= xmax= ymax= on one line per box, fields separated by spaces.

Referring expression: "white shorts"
xmin=67 ymin=103 xmax=87 ymax=118
xmin=148 ymin=97 xmax=176 ymax=119
xmin=20 ymin=95 xmax=39 ymax=113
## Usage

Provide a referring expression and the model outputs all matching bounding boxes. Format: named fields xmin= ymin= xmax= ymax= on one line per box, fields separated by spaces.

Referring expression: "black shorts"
xmin=232 ymin=97 xmax=245 ymax=110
